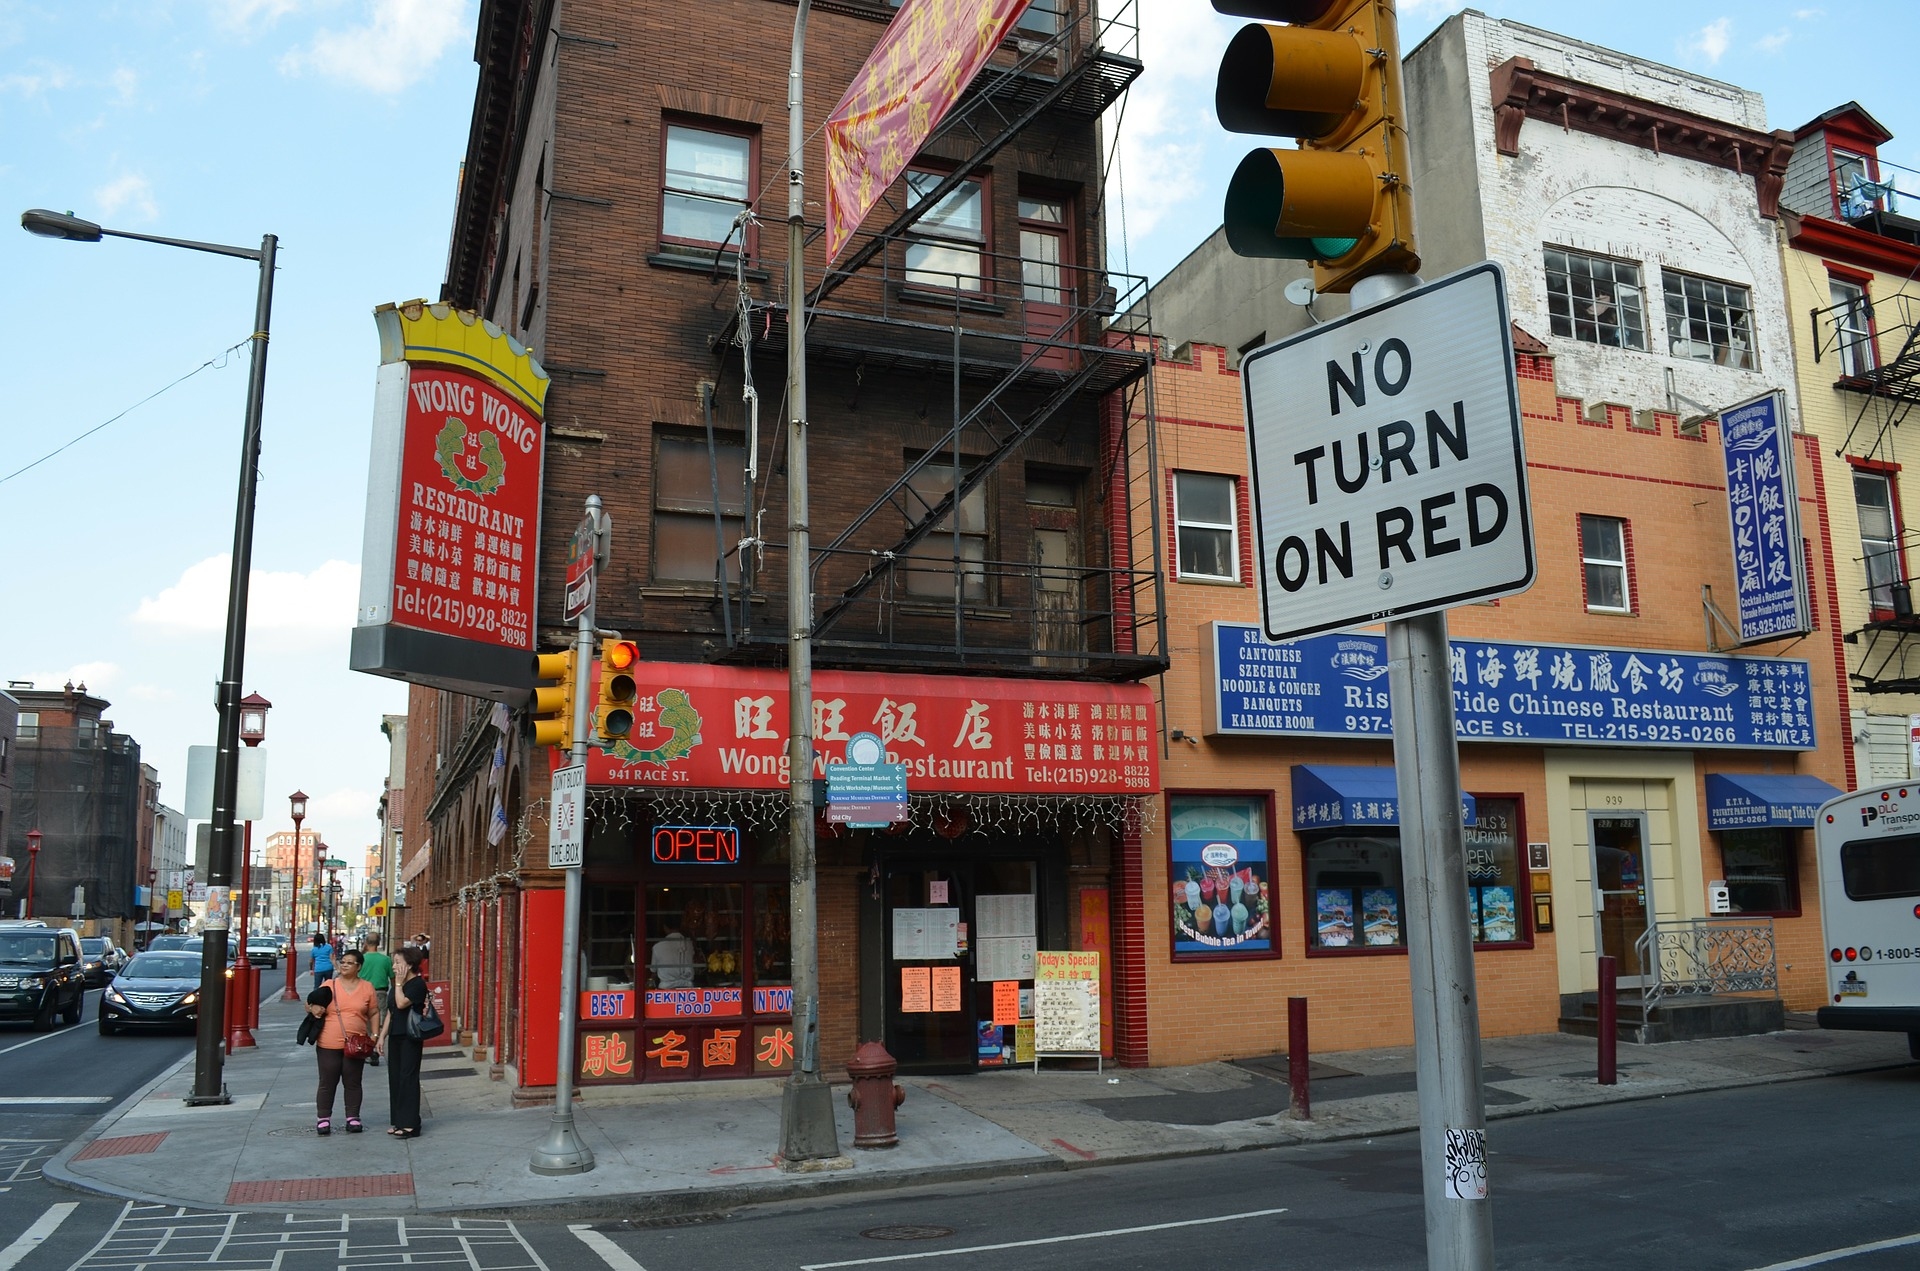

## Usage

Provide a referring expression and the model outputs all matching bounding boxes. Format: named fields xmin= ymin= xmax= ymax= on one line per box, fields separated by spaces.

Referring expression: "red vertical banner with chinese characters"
xmin=823 ymin=0 xmax=1034 ymax=261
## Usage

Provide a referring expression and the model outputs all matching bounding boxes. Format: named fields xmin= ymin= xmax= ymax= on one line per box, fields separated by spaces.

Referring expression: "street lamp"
xmin=326 ymin=865 xmax=340 ymax=947
xmin=227 ymin=692 xmax=270 ymax=1051
xmin=24 ymin=207 xmax=279 ymax=1107
xmin=284 ymin=791 xmax=306 ymax=1000
xmin=23 ymin=830 xmax=41 ymax=920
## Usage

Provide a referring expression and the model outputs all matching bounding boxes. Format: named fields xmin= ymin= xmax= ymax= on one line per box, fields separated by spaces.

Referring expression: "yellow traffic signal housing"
xmin=596 ymin=639 xmax=640 ymax=742
xmin=1214 ymin=0 xmax=1419 ymax=292
xmin=530 ymin=649 xmax=578 ymax=750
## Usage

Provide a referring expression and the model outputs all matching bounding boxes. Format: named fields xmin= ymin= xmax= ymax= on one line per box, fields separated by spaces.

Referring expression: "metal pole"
xmin=1597 ymin=954 xmax=1618 ymax=1085
xmin=530 ymin=496 xmax=602 ymax=1176
xmin=283 ymin=817 xmax=302 ymax=999
xmin=190 ymin=233 xmax=277 ymax=1107
xmin=1386 ymin=609 xmax=1493 ymax=1269
xmin=228 ymin=820 xmax=256 ymax=1048
xmin=779 ymin=0 xmax=840 ymax=1166
xmin=1287 ymin=996 xmax=1310 ymax=1120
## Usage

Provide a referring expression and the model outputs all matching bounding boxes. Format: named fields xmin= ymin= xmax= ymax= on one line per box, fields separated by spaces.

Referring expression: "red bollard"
xmin=1597 ymin=954 xmax=1617 ymax=1086
xmin=1287 ymin=996 xmax=1310 ymax=1120
xmin=845 ymin=1041 xmax=906 ymax=1149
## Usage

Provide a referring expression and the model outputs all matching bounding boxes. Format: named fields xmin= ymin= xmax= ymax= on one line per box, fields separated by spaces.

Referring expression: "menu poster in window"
xmin=976 ymin=936 xmax=1035 ymax=983
xmin=1171 ymin=838 xmax=1271 ymax=955
xmin=1361 ymin=888 xmax=1401 ymax=946
xmin=900 ymin=966 xmax=932 ymax=1013
xmin=976 ymin=893 xmax=1036 ymax=937
xmin=932 ymin=965 xmax=963 ymax=1013
xmin=1479 ymin=886 xmax=1518 ymax=942
xmin=1316 ymin=888 xmax=1356 ymax=947
xmin=892 ymin=907 xmax=959 ymax=959
xmin=1014 ymin=1020 xmax=1035 ymax=1064
xmin=929 ymin=879 xmax=949 ymax=904
xmin=992 ymin=979 xmax=1021 ymax=1026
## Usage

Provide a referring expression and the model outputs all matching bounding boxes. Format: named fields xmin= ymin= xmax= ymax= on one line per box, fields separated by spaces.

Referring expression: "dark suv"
xmin=0 ymin=927 xmax=86 ymax=1029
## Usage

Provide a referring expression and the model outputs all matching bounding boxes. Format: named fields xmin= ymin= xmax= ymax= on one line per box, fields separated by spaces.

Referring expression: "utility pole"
xmin=779 ymin=0 xmax=840 ymax=1166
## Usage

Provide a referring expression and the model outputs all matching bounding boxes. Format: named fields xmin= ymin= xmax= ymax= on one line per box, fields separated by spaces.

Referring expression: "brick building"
xmin=376 ymin=0 xmax=1166 ymax=1093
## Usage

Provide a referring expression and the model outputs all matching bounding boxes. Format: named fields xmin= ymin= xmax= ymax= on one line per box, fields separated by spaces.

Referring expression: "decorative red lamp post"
xmin=283 ymin=791 xmax=307 ymax=1000
xmin=23 ymin=829 xmax=41 ymax=920
xmin=226 ymin=693 xmax=270 ymax=1050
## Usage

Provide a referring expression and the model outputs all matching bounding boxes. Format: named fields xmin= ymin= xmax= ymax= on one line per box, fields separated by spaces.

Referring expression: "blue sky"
xmin=3 ymin=0 xmax=1915 ymax=865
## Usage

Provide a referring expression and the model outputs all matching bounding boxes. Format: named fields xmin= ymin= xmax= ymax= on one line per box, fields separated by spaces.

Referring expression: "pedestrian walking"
xmin=308 ymin=947 xmax=377 ymax=1135
xmin=310 ymin=933 xmax=334 ymax=988
xmin=359 ymin=934 xmax=393 ymax=1069
xmin=380 ymin=944 xmax=430 ymax=1139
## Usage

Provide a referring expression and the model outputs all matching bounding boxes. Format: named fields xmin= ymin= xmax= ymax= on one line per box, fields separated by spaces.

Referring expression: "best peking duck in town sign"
xmin=350 ymin=301 xmax=548 ymax=700
xmin=564 ymin=663 xmax=1159 ymax=796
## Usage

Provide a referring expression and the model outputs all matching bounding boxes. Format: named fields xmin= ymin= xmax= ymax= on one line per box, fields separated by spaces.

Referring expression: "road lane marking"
xmin=0 ymin=1202 xmax=77 ymax=1271
xmin=570 ymin=1223 xmax=649 ymax=1271
xmin=1748 ymin=1231 xmax=1920 ymax=1269
xmin=797 ymin=1207 xmax=1290 ymax=1268
xmin=0 ymin=1098 xmax=112 ymax=1105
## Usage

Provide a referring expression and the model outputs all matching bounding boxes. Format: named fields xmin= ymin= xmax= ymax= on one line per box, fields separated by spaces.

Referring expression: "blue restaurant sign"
xmin=1204 ymin=622 xmax=1814 ymax=751
xmin=1719 ymin=391 xmax=1811 ymax=643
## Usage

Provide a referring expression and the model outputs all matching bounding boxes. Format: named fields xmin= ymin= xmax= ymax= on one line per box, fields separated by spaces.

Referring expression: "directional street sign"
xmin=827 ymin=731 xmax=908 ymax=826
xmin=1241 ymin=262 xmax=1534 ymax=641
xmin=548 ymin=763 xmax=586 ymax=868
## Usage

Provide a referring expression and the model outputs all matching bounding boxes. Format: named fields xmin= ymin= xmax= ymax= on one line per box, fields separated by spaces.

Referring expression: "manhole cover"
xmin=861 ymin=1226 xmax=955 ymax=1242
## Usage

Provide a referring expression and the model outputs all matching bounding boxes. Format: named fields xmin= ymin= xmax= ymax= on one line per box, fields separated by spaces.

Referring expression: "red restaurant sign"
xmin=566 ymin=663 xmax=1158 ymax=796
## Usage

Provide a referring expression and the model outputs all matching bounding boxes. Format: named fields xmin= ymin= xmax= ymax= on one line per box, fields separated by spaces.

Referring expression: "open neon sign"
xmin=651 ymin=824 xmax=740 ymax=865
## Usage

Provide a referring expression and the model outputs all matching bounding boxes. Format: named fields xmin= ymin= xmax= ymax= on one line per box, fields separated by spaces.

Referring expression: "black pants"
xmin=316 ymin=1046 xmax=365 ymax=1120
xmin=387 ymin=1036 xmax=424 ymax=1132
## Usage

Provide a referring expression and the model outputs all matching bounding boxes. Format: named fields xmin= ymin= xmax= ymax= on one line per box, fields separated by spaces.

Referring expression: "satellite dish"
xmin=1284 ymin=278 xmax=1317 ymax=308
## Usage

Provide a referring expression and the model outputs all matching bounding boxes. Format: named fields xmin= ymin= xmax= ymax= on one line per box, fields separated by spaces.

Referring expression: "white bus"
xmin=1816 ymin=780 xmax=1920 ymax=1059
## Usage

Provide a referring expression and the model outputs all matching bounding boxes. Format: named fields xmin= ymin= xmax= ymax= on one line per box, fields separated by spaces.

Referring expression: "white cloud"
xmin=110 ymin=66 xmax=137 ymax=104
xmin=214 ymin=0 xmax=306 ymax=33
xmin=1756 ymin=28 xmax=1791 ymax=53
xmin=132 ymin=556 xmax=359 ymax=647
xmin=1107 ymin=0 xmax=1237 ymax=246
xmin=1793 ymin=7 xmax=1825 ymax=18
xmin=0 ymin=61 xmax=71 ymax=97
xmin=94 ymin=172 xmax=157 ymax=221
xmin=280 ymin=0 xmax=468 ymax=95
xmin=1680 ymin=17 xmax=1733 ymax=66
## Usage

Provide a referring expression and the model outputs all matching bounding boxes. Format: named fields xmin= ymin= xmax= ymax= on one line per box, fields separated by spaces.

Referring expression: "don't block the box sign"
xmin=350 ymin=300 xmax=550 ymax=701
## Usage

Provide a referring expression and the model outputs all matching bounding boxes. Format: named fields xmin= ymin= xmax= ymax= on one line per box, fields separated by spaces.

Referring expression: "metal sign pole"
xmin=530 ymin=495 xmax=603 ymax=1176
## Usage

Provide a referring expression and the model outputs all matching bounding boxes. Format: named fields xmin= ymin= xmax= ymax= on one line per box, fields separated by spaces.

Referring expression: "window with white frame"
xmin=1855 ymin=468 xmax=1904 ymax=611
xmin=1663 ymin=270 xmax=1756 ymax=370
xmin=1174 ymin=472 xmax=1238 ymax=581
xmin=1831 ymin=277 xmax=1877 ymax=379
xmin=1545 ymin=247 xmax=1646 ymax=350
xmin=902 ymin=461 xmax=989 ymax=600
xmin=662 ymin=124 xmax=753 ymax=251
xmin=905 ymin=171 xmax=986 ymax=290
xmin=1581 ymin=515 xmax=1630 ymax=612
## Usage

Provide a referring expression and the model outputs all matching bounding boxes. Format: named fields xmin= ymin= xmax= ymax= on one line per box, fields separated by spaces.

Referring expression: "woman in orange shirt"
xmin=307 ymin=948 xmax=377 ymax=1134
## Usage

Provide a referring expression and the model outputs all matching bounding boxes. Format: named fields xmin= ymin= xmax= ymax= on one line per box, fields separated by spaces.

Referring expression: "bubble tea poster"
xmin=1171 ymin=838 xmax=1272 ymax=956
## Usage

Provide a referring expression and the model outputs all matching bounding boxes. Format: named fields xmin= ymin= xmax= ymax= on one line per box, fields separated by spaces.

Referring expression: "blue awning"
xmin=1291 ymin=765 xmax=1477 ymax=831
xmin=1705 ymin=773 xmax=1841 ymax=830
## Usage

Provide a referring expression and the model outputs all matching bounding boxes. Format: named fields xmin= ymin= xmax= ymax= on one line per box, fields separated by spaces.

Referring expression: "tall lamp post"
xmin=22 ymin=207 xmax=277 ymax=1107
xmin=284 ymin=792 xmax=307 ymax=1000
xmin=227 ymin=694 xmax=270 ymax=1050
xmin=23 ymin=830 xmax=41 ymax=920
xmin=326 ymin=865 xmax=340 ymax=947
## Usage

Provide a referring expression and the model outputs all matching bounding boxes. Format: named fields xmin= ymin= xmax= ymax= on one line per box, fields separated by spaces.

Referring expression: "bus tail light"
xmin=1845 ymin=947 xmax=1858 ymax=960
xmin=1831 ymin=948 xmax=1843 ymax=962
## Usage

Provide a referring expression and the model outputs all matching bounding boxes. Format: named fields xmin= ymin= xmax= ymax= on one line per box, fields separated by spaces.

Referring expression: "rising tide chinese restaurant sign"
xmin=573 ymin=663 xmax=1160 ymax=794
xmin=350 ymin=301 xmax=548 ymax=701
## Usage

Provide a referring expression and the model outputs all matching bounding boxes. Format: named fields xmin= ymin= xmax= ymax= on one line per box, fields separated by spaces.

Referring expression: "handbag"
xmin=403 ymin=981 xmax=445 ymax=1040
xmin=335 ymin=988 xmax=376 ymax=1058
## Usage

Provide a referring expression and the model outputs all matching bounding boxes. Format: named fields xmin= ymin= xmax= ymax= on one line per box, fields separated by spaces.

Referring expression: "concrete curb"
xmin=42 ymin=1048 xmax=199 ymax=1206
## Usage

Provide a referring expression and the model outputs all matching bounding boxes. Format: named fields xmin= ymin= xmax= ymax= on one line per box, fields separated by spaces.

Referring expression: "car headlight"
xmin=104 ymin=987 xmax=127 ymax=1004
xmin=179 ymin=992 xmax=199 ymax=1007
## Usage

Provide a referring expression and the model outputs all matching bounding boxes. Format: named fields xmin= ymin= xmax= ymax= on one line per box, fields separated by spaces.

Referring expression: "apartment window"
xmin=1581 ymin=515 xmax=1631 ymax=613
xmin=1834 ymin=150 xmax=1882 ymax=218
xmin=1855 ymin=468 xmax=1904 ymax=611
xmin=902 ymin=462 xmax=989 ymax=600
xmin=1719 ymin=829 xmax=1799 ymax=916
xmin=906 ymin=171 xmax=986 ymax=291
xmin=1831 ymin=277 xmax=1877 ymax=379
xmin=1663 ymin=271 xmax=1755 ymax=370
xmin=1174 ymin=472 xmax=1238 ymax=581
xmin=661 ymin=124 xmax=754 ymax=252
xmin=1018 ymin=197 xmax=1067 ymax=304
xmin=653 ymin=434 xmax=747 ymax=584
xmin=17 ymin=713 xmax=35 ymax=741
xmin=1544 ymin=247 xmax=1646 ymax=350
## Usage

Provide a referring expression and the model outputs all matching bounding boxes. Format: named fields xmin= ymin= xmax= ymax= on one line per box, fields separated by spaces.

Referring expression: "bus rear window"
xmin=1841 ymin=835 xmax=1920 ymax=901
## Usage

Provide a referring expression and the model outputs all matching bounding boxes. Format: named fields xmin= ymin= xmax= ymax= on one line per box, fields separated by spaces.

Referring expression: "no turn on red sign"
xmin=1241 ymin=262 xmax=1535 ymax=641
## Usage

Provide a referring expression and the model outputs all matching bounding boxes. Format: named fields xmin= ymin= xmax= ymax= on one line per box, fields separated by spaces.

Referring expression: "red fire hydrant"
xmin=845 ymin=1041 xmax=905 ymax=1149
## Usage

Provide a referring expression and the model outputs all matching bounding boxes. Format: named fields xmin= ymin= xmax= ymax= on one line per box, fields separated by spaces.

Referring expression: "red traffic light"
xmin=604 ymin=639 xmax=639 ymax=671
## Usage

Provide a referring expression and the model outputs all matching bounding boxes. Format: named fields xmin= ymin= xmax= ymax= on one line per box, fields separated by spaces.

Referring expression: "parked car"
xmin=147 ymin=934 xmax=193 ymax=952
xmin=243 ymin=936 xmax=279 ymax=968
xmin=98 ymin=951 xmax=202 ymax=1035
xmin=78 ymin=937 xmax=117 ymax=987
xmin=0 ymin=926 xmax=86 ymax=1029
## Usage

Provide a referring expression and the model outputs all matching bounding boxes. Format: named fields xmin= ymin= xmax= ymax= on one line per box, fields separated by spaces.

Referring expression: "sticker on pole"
xmin=1241 ymin=262 xmax=1534 ymax=641
xmin=1444 ymin=1126 xmax=1489 ymax=1200
xmin=549 ymin=763 xmax=585 ymax=868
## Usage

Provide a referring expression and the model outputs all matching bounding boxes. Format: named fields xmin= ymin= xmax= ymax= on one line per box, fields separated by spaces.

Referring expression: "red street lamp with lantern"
xmin=283 ymin=790 xmax=307 ymax=1000
xmin=24 ymin=829 xmax=42 ymax=919
xmin=226 ymin=692 xmax=270 ymax=1050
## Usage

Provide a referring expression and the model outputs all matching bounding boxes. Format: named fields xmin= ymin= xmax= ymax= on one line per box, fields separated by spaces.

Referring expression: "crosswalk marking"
xmin=0 ymin=1202 xmax=76 ymax=1271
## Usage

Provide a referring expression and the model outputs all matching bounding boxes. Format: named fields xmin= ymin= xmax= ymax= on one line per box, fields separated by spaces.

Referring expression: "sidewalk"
xmin=46 ymin=994 xmax=1915 ymax=1218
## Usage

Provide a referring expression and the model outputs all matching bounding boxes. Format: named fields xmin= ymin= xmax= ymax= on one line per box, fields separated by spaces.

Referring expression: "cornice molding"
xmin=1786 ymin=212 xmax=1920 ymax=277
xmin=1490 ymin=56 xmax=1794 ymax=218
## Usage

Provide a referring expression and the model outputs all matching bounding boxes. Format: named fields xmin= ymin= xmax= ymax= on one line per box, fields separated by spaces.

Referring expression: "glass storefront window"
xmin=750 ymin=883 xmax=792 ymax=985
xmin=646 ymin=884 xmax=744 ymax=987
xmin=1721 ymin=829 xmax=1798 ymax=914
xmin=585 ymin=885 xmax=637 ymax=987
xmin=1464 ymin=797 xmax=1526 ymax=944
xmin=1306 ymin=834 xmax=1405 ymax=949
xmin=1168 ymin=795 xmax=1275 ymax=959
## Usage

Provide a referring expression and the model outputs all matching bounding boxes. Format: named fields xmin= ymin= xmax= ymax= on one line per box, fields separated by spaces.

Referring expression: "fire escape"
xmin=705 ymin=0 xmax=1165 ymax=682
xmin=1819 ymin=289 xmax=1920 ymax=690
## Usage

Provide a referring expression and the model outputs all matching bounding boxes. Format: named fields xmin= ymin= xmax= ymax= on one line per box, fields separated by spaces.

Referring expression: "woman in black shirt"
xmin=379 ymin=944 xmax=429 ymax=1137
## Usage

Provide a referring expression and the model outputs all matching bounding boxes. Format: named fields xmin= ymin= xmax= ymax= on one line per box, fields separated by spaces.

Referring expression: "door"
xmin=1590 ymin=813 xmax=1654 ymax=985
xmin=883 ymin=860 xmax=975 ymax=1073
xmin=1019 ymin=197 xmax=1074 ymax=371
xmin=1027 ymin=474 xmax=1084 ymax=667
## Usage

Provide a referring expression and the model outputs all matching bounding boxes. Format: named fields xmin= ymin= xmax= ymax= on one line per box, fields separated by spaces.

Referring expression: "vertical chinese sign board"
xmin=1719 ymin=390 xmax=1811 ymax=643
xmin=350 ymin=300 xmax=550 ymax=700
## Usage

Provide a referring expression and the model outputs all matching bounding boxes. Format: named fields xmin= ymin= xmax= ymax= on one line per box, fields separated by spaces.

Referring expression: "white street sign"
xmin=548 ymin=764 xmax=586 ymax=869
xmin=1242 ymin=262 xmax=1534 ymax=640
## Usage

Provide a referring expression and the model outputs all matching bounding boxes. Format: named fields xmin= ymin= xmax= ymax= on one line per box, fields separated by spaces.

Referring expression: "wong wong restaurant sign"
xmin=351 ymin=301 xmax=548 ymax=700
xmin=565 ymin=663 xmax=1158 ymax=796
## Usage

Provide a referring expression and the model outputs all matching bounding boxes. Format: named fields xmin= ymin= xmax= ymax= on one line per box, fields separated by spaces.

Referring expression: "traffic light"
xmin=595 ymin=639 xmax=640 ymax=743
xmin=530 ymin=649 xmax=579 ymax=750
xmin=1213 ymin=0 xmax=1418 ymax=293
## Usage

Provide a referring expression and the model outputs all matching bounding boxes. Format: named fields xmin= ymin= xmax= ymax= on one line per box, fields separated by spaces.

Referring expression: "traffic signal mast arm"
xmin=1213 ymin=0 xmax=1419 ymax=291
